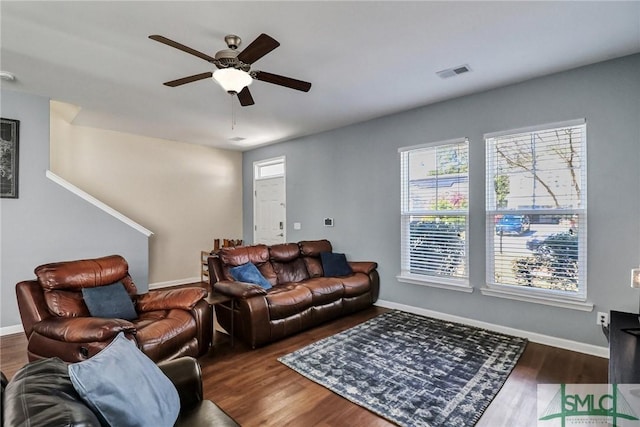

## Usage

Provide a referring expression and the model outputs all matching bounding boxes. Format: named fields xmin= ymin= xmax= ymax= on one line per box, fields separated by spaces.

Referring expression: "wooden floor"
xmin=0 ymin=306 xmax=608 ymax=426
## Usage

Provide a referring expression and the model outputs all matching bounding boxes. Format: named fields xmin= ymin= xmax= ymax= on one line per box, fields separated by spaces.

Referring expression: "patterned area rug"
xmin=278 ymin=310 xmax=527 ymax=427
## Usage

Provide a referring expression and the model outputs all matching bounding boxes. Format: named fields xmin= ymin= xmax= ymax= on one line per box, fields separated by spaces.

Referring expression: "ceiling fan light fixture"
xmin=212 ymin=68 xmax=252 ymax=93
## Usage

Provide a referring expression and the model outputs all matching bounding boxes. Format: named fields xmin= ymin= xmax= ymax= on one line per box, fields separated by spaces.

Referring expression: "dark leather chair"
xmin=16 ymin=255 xmax=212 ymax=363
xmin=2 ymin=356 xmax=238 ymax=427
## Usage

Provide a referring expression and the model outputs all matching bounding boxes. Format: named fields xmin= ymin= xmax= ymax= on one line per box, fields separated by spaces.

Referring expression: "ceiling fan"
xmin=149 ymin=33 xmax=312 ymax=106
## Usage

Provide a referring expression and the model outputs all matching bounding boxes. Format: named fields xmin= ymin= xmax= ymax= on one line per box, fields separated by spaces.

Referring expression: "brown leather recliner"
xmin=16 ymin=255 xmax=212 ymax=363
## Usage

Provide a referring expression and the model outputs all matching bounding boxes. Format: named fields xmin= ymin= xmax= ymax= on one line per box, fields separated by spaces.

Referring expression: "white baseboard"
xmin=375 ymin=299 xmax=609 ymax=359
xmin=1 ymin=324 xmax=24 ymax=336
xmin=148 ymin=276 xmax=202 ymax=290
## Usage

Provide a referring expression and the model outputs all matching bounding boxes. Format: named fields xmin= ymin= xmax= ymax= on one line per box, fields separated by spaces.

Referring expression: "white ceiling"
xmin=1 ymin=1 xmax=639 ymax=151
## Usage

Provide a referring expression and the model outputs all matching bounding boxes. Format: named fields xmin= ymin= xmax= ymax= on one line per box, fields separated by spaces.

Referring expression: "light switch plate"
xmin=632 ymin=268 xmax=640 ymax=288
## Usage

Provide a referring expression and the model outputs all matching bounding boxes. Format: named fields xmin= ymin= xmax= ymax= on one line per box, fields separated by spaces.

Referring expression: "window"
xmin=254 ymin=157 xmax=285 ymax=180
xmin=484 ymin=120 xmax=587 ymax=304
xmin=399 ymin=138 xmax=469 ymax=290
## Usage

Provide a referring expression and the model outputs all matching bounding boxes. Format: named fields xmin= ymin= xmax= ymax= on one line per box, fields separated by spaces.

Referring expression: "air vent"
xmin=436 ymin=64 xmax=471 ymax=79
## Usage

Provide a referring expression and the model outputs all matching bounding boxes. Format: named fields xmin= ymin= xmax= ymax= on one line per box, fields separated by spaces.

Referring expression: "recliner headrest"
xmin=219 ymin=245 xmax=269 ymax=267
xmin=298 ymin=240 xmax=332 ymax=257
xmin=35 ymin=255 xmax=135 ymax=293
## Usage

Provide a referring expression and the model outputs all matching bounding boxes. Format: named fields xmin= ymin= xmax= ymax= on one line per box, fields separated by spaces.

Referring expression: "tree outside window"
xmin=485 ymin=120 xmax=586 ymax=300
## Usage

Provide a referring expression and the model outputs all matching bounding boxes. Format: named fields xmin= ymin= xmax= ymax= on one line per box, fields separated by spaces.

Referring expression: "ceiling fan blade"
xmin=163 ymin=72 xmax=213 ymax=87
xmin=237 ymin=87 xmax=255 ymax=106
xmin=237 ymin=33 xmax=280 ymax=64
xmin=149 ymin=35 xmax=216 ymax=63
xmin=254 ymin=71 xmax=312 ymax=92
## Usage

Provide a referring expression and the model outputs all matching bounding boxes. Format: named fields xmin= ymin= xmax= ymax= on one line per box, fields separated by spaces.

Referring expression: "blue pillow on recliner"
xmin=230 ymin=263 xmax=272 ymax=290
xmin=320 ymin=252 xmax=353 ymax=277
xmin=82 ymin=282 xmax=137 ymax=321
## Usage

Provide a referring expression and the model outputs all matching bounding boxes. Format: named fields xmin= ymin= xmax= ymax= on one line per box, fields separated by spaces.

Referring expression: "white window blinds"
xmin=400 ymin=139 xmax=469 ymax=284
xmin=485 ymin=120 xmax=587 ymax=299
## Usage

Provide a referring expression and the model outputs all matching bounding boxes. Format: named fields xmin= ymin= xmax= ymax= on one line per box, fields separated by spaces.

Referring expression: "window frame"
xmin=254 ymin=156 xmax=285 ymax=180
xmin=397 ymin=138 xmax=472 ymax=292
xmin=482 ymin=119 xmax=590 ymax=310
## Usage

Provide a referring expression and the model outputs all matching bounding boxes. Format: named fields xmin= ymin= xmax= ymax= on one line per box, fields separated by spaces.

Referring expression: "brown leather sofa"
xmin=1 ymin=356 xmax=238 ymax=427
xmin=16 ymin=255 xmax=212 ymax=363
xmin=208 ymin=239 xmax=379 ymax=348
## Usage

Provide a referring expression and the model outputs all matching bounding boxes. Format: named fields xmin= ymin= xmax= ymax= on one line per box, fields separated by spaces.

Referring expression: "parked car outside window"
xmin=495 ymin=215 xmax=530 ymax=235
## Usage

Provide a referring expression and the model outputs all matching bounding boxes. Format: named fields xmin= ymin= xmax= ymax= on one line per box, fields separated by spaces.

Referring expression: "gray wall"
xmin=243 ymin=54 xmax=640 ymax=347
xmin=1 ymin=90 xmax=149 ymax=330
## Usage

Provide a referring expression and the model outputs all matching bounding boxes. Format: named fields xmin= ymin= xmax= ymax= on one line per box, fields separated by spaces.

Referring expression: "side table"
xmin=205 ymin=292 xmax=235 ymax=347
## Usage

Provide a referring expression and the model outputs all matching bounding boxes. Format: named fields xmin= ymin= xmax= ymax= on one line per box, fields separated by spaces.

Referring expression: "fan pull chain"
xmin=231 ymin=94 xmax=236 ymax=130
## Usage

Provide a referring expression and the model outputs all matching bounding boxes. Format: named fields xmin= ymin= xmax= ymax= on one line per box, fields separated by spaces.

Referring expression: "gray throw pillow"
xmin=68 ymin=332 xmax=180 ymax=427
xmin=82 ymin=282 xmax=138 ymax=320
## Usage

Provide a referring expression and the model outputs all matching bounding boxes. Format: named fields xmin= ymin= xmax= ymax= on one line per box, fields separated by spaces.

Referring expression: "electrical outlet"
xmin=596 ymin=311 xmax=609 ymax=327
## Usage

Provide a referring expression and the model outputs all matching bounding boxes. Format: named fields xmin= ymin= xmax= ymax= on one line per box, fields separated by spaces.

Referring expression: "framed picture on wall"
xmin=1 ymin=118 xmax=20 ymax=199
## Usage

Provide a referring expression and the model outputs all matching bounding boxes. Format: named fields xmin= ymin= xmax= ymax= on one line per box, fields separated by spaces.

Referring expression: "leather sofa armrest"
xmin=136 ymin=288 xmax=207 ymax=312
xmin=159 ymin=357 xmax=239 ymax=427
xmin=158 ymin=356 xmax=202 ymax=413
xmin=348 ymin=261 xmax=378 ymax=274
xmin=16 ymin=280 xmax=52 ymax=338
xmin=32 ymin=317 xmax=136 ymax=342
xmin=207 ymin=255 xmax=225 ymax=286
xmin=213 ymin=280 xmax=268 ymax=299
xmin=190 ymin=299 xmax=213 ymax=357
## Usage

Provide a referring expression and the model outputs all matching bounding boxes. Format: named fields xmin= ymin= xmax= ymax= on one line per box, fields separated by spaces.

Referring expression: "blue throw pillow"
xmin=68 ymin=332 xmax=180 ymax=427
xmin=320 ymin=252 xmax=353 ymax=277
xmin=230 ymin=263 xmax=272 ymax=289
xmin=82 ymin=282 xmax=137 ymax=321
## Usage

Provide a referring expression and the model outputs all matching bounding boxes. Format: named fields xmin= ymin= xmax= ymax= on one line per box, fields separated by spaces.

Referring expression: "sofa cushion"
xmin=257 ymin=262 xmax=278 ymax=285
xmin=68 ymin=332 xmax=180 ymax=427
xmin=298 ymin=277 xmax=344 ymax=306
xmin=299 ymin=240 xmax=332 ymax=278
xmin=340 ymin=272 xmax=372 ymax=297
xmin=133 ymin=310 xmax=197 ymax=362
xmin=321 ymin=252 xmax=353 ymax=277
xmin=44 ymin=289 xmax=91 ymax=317
xmin=265 ymin=284 xmax=313 ymax=320
xmin=269 ymin=243 xmax=302 ymax=262
xmin=136 ymin=287 xmax=207 ymax=312
xmin=302 ymin=257 xmax=324 ymax=278
xmin=219 ymin=245 xmax=269 ymax=267
xmin=272 ymin=257 xmax=310 ymax=284
xmin=4 ymin=357 xmax=102 ymax=427
xmin=82 ymin=282 xmax=138 ymax=320
xmin=230 ymin=263 xmax=272 ymax=289
xmin=299 ymin=239 xmax=332 ymax=256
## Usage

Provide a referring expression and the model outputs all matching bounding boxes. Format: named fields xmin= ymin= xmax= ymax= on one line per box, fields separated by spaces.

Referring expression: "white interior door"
xmin=254 ymin=177 xmax=286 ymax=245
